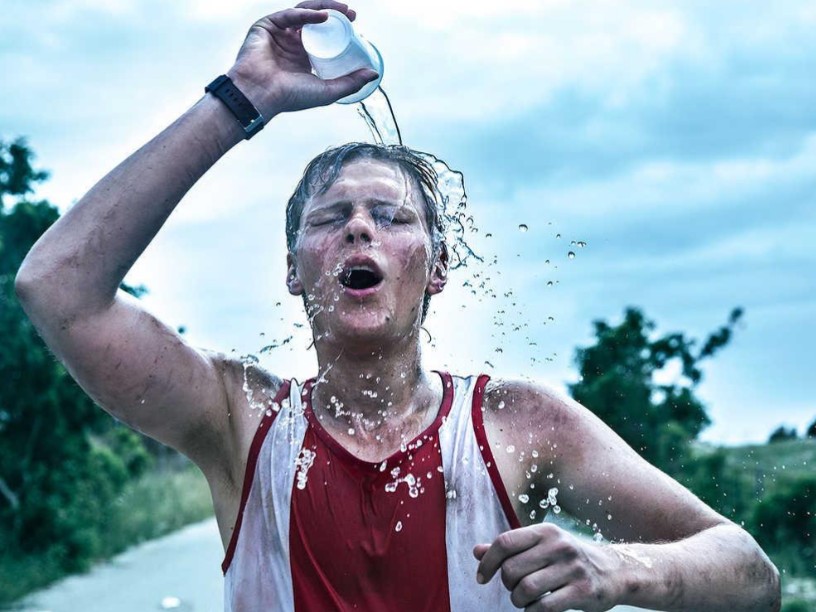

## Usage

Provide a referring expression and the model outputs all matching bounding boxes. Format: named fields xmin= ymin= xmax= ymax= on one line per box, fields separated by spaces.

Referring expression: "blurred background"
xmin=1 ymin=0 xmax=814 ymax=609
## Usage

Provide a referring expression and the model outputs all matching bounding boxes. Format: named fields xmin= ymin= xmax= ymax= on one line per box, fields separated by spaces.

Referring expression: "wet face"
xmin=287 ymin=159 xmax=447 ymax=345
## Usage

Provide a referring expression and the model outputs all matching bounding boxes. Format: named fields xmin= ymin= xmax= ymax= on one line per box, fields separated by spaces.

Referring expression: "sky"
xmin=2 ymin=0 xmax=814 ymax=445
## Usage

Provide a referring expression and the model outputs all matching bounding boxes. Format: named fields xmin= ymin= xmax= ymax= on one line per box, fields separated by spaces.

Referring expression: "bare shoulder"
xmin=482 ymin=375 xmax=657 ymax=482
xmin=480 ymin=377 xmax=586 ymax=517
xmin=482 ymin=377 xmax=585 ymax=448
xmin=201 ymin=352 xmax=285 ymax=483
xmin=483 ymin=376 xmax=728 ymax=540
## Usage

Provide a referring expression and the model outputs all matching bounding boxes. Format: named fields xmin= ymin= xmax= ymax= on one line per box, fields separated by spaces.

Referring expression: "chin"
xmin=323 ymin=306 xmax=414 ymax=347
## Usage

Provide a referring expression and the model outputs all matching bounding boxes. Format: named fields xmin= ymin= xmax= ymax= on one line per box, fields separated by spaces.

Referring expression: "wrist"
xmin=226 ymin=66 xmax=283 ymax=122
xmin=195 ymin=93 xmax=247 ymax=153
xmin=606 ymin=543 xmax=665 ymax=608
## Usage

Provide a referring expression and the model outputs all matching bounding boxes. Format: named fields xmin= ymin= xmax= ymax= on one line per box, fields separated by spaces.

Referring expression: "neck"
xmin=309 ymin=327 xmax=441 ymax=445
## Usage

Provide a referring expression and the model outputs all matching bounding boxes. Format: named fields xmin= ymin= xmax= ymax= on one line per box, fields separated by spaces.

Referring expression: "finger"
xmin=473 ymin=543 xmax=490 ymax=560
xmin=499 ymin=545 xmax=554 ymax=592
xmin=268 ymin=8 xmax=329 ymax=30
xmin=318 ymin=68 xmax=379 ymax=102
xmin=510 ymin=565 xmax=571 ymax=608
xmin=477 ymin=529 xmax=541 ymax=585
xmin=296 ymin=0 xmax=353 ymax=15
xmin=525 ymin=585 xmax=580 ymax=612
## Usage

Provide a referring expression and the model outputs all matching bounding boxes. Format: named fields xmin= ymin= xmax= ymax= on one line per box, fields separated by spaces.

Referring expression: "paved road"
xmin=21 ymin=520 xmax=223 ymax=612
xmin=21 ymin=518 xmax=649 ymax=611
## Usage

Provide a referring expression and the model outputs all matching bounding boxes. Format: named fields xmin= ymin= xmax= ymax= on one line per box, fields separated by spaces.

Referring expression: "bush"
xmin=750 ymin=474 xmax=816 ymax=575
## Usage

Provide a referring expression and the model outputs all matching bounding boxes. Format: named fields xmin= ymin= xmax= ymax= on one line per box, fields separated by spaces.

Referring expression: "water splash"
xmin=295 ymin=448 xmax=317 ymax=490
xmin=357 ymin=87 xmax=402 ymax=146
xmin=356 ymin=87 xmax=482 ymax=270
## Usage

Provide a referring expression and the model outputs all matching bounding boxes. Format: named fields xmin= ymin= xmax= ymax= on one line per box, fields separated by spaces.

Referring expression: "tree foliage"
xmin=569 ymin=306 xmax=816 ymax=578
xmin=768 ymin=425 xmax=798 ymax=444
xmin=750 ymin=474 xmax=816 ymax=575
xmin=569 ymin=306 xmax=742 ymax=471
xmin=0 ymin=139 xmax=150 ymax=577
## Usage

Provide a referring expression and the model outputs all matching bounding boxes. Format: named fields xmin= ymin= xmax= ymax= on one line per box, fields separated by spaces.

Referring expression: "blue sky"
xmin=2 ymin=0 xmax=814 ymax=444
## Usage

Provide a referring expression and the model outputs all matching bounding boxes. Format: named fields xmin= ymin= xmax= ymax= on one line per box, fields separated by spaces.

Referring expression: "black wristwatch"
xmin=205 ymin=75 xmax=265 ymax=140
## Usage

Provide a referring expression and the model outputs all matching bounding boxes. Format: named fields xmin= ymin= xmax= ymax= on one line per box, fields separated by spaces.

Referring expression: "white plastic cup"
xmin=301 ymin=9 xmax=383 ymax=104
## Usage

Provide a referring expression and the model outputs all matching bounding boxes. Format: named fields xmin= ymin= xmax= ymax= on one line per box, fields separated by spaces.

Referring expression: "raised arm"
xmin=477 ymin=381 xmax=780 ymax=611
xmin=14 ymin=2 xmax=377 ymax=475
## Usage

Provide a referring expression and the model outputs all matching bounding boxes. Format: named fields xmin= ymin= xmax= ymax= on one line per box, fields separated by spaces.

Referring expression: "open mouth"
xmin=340 ymin=266 xmax=383 ymax=290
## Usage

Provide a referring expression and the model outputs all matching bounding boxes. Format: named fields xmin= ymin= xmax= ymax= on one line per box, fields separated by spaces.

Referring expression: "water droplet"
xmin=497 ymin=400 xmax=506 ymax=410
xmin=577 ymin=241 xmax=587 ymax=248
xmin=518 ymin=224 xmax=528 ymax=232
xmin=553 ymin=505 xmax=561 ymax=514
xmin=295 ymin=448 xmax=317 ymax=490
xmin=395 ymin=521 xmax=403 ymax=532
xmin=348 ymin=428 xmax=355 ymax=435
xmin=593 ymin=532 xmax=604 ymax=542
xmin=555 ymin=233 xmax=561 ymax=239
xmin=506 ymin=445 xmax=515 ymax=453
xmin=518 ymin=494 xmax=529 ymax=503
xmin=568 ymin=251 xmax=575 ymax=259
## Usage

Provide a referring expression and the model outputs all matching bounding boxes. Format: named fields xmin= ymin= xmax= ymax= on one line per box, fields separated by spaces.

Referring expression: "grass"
xmin=0 ymin=462 xmax=212 ymax=607
xmin=103 ymin=462 xmax=214 ymax=552
xmin=782 ymin=576 xmax=816 ymax=610
xmin=719 ymin=437 xmax=816 ymax=478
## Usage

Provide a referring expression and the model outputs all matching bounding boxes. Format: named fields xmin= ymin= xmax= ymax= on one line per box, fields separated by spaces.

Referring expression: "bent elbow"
xmin=14 ymin=264 xmax=37 ymax=308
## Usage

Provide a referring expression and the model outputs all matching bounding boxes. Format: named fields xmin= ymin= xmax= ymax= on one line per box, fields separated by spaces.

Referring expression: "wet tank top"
xmin=222 ymin=372 xmax=521 ymax=611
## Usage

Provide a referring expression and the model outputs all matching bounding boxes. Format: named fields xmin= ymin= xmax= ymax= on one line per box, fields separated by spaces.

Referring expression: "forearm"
xmin=612 ymin=523 xmax=780 ymax=611
xmin=16 ymin=92 xmax=247 ymax=316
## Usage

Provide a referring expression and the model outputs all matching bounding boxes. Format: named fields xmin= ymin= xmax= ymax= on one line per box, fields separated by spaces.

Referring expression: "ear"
xmin=426 ymin=243 xmax=449 ymax=296
xmin=286 ymin=253 xmax=304 ymax=296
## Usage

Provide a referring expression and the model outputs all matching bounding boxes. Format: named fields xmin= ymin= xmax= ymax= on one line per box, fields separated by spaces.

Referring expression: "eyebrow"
xmin=307 ymin=198 xmax=413 ymax=215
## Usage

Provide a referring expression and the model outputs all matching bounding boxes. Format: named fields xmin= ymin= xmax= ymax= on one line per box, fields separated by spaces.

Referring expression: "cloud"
xmin=4 ymin=0 xmax=815 ymax=444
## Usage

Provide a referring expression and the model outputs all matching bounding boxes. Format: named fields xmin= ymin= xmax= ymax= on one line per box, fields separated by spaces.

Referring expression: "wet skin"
xmin=285 ymin=158 xmax=449 ymax=460
xmin=287 ymin=158 xmax=440 ymax=350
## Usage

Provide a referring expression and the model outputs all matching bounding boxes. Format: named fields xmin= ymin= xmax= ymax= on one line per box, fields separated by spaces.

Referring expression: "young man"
xmin=16 ymin=2 xmax=780 ymax=610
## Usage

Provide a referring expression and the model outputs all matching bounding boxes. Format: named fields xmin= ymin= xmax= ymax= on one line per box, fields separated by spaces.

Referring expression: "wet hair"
xmin=285 ymin=143 xmax=447 ymax=322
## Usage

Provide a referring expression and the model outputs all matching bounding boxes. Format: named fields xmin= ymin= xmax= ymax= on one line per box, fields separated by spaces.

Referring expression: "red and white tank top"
xmin=223 ymin=372 xmax=521 ymax=611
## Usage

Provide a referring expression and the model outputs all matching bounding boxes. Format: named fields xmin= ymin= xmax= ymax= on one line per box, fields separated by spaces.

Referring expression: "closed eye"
xmin=372 ymin=205 xmax=413 ymax=227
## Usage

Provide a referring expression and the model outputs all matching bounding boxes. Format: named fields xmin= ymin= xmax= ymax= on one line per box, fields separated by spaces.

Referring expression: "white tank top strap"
xmin=439 ymin=373 xmax=520 ymax=611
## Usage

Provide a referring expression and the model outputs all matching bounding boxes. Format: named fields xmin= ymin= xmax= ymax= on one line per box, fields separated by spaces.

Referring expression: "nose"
xmin=344 ymin=209 xmax=375 ymax=245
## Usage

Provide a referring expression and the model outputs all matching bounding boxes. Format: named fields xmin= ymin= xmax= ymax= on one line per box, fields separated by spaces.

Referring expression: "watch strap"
xmin=205 ymin=75 xmax=265 ymax=140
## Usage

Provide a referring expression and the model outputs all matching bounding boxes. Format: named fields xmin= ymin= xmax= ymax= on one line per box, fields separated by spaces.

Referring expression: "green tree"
xmin=569 ymin=307 xmax=742 ymax=473
xmin=768 ymin=425 xmax=798 ymax=444
xmin=0 ymin=139 xmax=150 ymax=578
xmin=806 ymin=418 xmax=816 ymax=439
xmin=750 ymin=474 xmax=816 ymax=575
